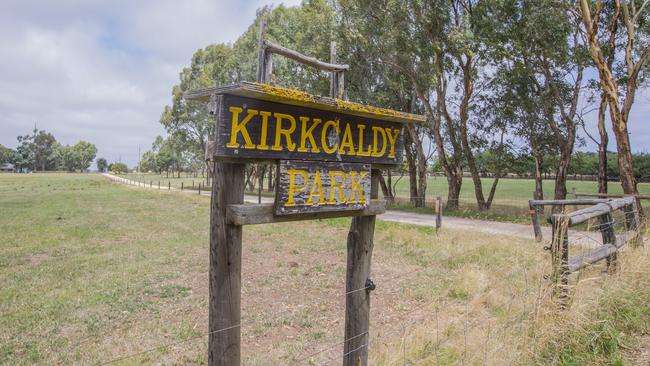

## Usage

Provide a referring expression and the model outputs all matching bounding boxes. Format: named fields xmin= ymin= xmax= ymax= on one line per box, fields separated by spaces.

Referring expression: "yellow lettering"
xmin=297 ymin=117 xmax=321 ymax=153
xmin=371 ymin=126 xmax=387 ymax=157
xmin=286 ymin=169 xmax=308 ymax=206
xmin=385 ymin=128 xmax=401 ymax=158
xmin=348 ymin=171 xmax=367 ymax=203
xmin=338 ymin=123 xmax=356 ymax=156
xmin=321 ymin=120 xmax=340 ymax=154
xmin=257 ymin=110 xmax=272 ymax=150
xmin=226 ymin=107 xmax=257 ymax=149
xmin=328 ymin=170 xmax=346 ymax=204
xmin=306 ymin=171 xmax=325 ymax=204
xmin=272 ymin=113 xmax=297 ymax=151
xmin=356 ymin=124 xmax=371 ymax=156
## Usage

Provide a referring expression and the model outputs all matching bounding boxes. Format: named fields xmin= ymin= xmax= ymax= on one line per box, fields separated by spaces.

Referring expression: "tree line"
xmin=152 ymin=0 xmax=649 ymax=211
xmin=0 ymin=129 xmax=101 ymax=173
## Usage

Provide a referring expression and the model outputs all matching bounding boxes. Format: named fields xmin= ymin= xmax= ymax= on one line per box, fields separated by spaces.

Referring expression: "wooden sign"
xmin=213 ymin=94 xmax=405 ymax=165
xmin=275 ymin=160 xmax=371 ymax=215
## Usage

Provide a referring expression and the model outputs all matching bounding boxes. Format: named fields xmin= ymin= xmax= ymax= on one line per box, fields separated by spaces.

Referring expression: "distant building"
xmin=0 ymin=163 xmax=15 ymax=172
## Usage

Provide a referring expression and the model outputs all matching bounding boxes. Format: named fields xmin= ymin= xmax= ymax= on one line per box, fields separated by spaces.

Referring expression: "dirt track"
xmin=103 ymin=173 xmax=600 ymax=245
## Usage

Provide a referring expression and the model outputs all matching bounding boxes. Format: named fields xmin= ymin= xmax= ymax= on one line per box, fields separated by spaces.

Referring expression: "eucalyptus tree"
xmin=97 ymin=158 xmax=108 ymax=173
xmin=160 ymin=43 xmax=235 ymax=178
xmin=339 ymin=29 xmax=430 ymax=206
xmin=339 ymin=0 xmax=467 ymax=209
xmin=579 ymin=0 xmax=650 ymax=203
xmin=486 ymin=0 xmax=588 ymax=201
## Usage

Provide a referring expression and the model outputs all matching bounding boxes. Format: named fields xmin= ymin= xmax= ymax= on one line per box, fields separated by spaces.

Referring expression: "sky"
xmin=0 ymin=0 xmax=301 ymax=167
xmin=0 ymin=1 xmax=648 ymax=169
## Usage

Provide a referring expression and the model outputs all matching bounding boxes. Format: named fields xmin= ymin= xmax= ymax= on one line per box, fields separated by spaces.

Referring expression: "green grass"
xmin=0 ymin=173 xmax=210 ymax=365
xmin=390 ymin=175 xmax=650 ymax=204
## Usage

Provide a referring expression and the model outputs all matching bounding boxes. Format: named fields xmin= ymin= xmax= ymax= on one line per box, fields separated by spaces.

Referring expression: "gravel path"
xmin=103 ymin=173 xmax=601 ymax=244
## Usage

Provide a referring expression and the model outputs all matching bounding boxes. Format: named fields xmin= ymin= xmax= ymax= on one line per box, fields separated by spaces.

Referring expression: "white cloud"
xmin=0 ymin=0 xmax=301 ymax=166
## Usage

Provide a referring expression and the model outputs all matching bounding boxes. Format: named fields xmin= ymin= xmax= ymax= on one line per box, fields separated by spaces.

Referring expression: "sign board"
xmin=275 ymin=160 xmax=371 ymax=215
xmin=214 ymin=94 xmax=405 ymax=165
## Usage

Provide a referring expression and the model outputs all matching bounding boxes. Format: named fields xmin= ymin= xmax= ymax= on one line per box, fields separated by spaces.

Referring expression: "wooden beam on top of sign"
xmin=184 ymin=82 xmax=426 ymax=125
xmin=264 ymin=40 xmax=349 ymax=72
xmin=226 ymin=200 xmax=386 ymax=226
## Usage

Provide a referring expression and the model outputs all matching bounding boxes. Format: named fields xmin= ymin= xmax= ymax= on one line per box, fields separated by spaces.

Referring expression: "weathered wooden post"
xmin=198 ymin=183 xmax=201 ymax=195
xmin=209 ymin=154 xmax=245 ymax=364
xmin=571 ymin=187 xmax=578 ymax=211
xmin=181 ymin=182 xmax=184 ymax=191
xmin=150 ymin=180 xmax=152 ymax=188
xmin=168 ymin=181 xmax=171 ymax=190
xmin=435 ymin=196 xmax=442 ymax=231
xmin=158 ymin=181 xmax=160 ymax=190
xmin=529 ymin=199 xmax=543 ymax=242
xmin=623 ymin=199 xmax=643 ymax=247
xmin=258 ymin=169 xmax=262 ymax=204
xmin=599 ymin=210 xmax=617 ymax=272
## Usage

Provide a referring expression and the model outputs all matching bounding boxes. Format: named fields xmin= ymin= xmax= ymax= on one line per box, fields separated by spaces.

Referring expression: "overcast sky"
xmin=0 ymin=0 xmax=647 ymax=168
xmin=0 ymin=0 xmax=301 ymax=167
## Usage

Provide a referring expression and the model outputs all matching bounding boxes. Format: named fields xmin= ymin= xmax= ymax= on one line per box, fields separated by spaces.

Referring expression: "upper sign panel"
xmin=213 ymin=94 xmax=405 ymax=165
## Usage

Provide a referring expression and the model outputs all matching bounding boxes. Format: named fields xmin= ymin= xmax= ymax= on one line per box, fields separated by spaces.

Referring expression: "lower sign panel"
xmin=275 ymin=160 xmax=371 ymax=215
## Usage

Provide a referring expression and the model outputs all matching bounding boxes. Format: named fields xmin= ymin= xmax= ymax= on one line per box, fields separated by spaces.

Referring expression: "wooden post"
xmin=551 ymin=215 xmax=570 ymax=308
xmin=258 ymin=166 xmax=262 ymax=204
xmin=343 ymin=169 xmax=378 ymax=366
xmin=181 ymin=182 xmax=184 ymax=191
xmin=529 ymin=199 xmax=543 ymax=242
xmin=256 ymin=17 xmax=268 ymax=84
xmin=330 ymin=41 xmax=338 ymax=98
xmin=599 ymin=211 xmax=617 ymax=272
xmin=192 ymin=180 xmax=195 ymax=189
xmin=623 ymin=200 xmax=643 ymax=247
xmin=208 ymin=160 xmax=245 ymax=365
xmin=199 ymin=183 xmax=202 ymax=195
xmin=150 ymin=180 xmax=152 ymax=188
xmin=158 ymin=181 xmax=160 ymax=189
xmin=168 ymin=181 xmax=171 ymax=190
xmin=435 ymin=196 xmax=442 ymax=231
xmin=571 ymin=187 xmax=578 ymax=211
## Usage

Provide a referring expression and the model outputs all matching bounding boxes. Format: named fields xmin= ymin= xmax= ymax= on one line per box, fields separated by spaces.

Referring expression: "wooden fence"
xmin=529 ymin=197 xmax=643 ymax=307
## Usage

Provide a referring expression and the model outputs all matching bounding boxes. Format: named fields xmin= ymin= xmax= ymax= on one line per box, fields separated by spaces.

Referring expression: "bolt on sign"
xmin=275 ymin=160 xmax=371 ymax=215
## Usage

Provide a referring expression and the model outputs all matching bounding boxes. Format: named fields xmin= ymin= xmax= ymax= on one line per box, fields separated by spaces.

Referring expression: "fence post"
xmin=599 ymin=211 xmax=617 ymax=273
xmin=198 ymin=183 xmax=201 ymax=195
xmin=150 ymin=180 xmax=152 ymax=188
xmin=208 ymin=161 xmax=245 ymax=365
xmin=551 ymin=214 xmax=570 ymax=308
xmin=529 ymin=198 xmax=543 ymax=242
xmin=571 ymin=187 xmax=578 ymax=211
xmin=181 ymin=182 xmax=184 ymax=191
xmin=623 ymin=200 xmax=643 ymax=247
xmin=343 ymin=170 xmax=378 ymax=366
xmin=435 ymin=196 xmax=442 ymax=231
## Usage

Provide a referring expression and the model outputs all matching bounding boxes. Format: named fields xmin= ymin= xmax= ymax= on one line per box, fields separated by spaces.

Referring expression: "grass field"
xmin=1 ymin=173 xmax=649 ymax=365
